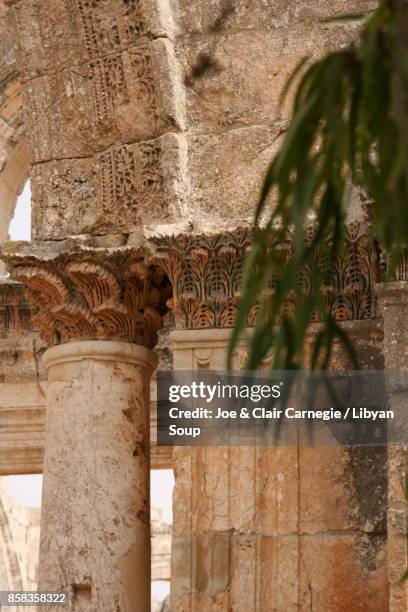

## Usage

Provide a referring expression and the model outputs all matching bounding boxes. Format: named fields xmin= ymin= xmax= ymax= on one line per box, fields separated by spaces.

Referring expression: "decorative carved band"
xmin=76 ymin=0 xmax=149 ymax=59
xmin=153 ymin=223 xmax=382 ymax=330
xmin=75 ymin=1 xmax=166 ymax=134
xmin=295 ymin=222 xmax=380 ymax=322
xmin=98 ymin=142 xmax=164 ymax=220
xmin=0 ymin=280 xmax=34 ymax=334
xmin=153 ymin=229 xmax=252 ymax=329
xmin=1 ymin=246 xmax=171 ymax=348
xmin=0 ymin=222 xmax=384 ymax=340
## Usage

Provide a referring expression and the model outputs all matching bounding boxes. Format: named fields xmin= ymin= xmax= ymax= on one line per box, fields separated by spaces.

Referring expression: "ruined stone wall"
xmin=169 ymin=321 xmax=389 ymax=612
xmin=171 ymin=0 xmax=376 ymax=230
xmin=0 ymin=2 xmax=396 ymax=611
xmin=4 ymin=0 xmax=376 ymax=243
xmin=5 ymin=0 xmax=188 ymax=240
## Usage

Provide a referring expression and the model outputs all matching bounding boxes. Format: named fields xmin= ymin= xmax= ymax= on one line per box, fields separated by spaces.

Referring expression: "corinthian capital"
xmin=0 ymin=241 xmax=170 ymax=348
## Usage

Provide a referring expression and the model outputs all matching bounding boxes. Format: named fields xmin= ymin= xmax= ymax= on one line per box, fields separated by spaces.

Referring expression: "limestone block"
xmin=10 ymin=0 xmax=174 ymax=81
xmin=234 ymin=446 xmax=300 ymax=536
xmin=187 ymin=126 xmax=282 ymax=227
xmin=253 ymin=536 xmax=300 ymax=612
xmin=177 ymin=0 xmax=376 ymax=34
xmin=0 ymin=381 xmax=45 ymax=475
xmin=24 ymin=39 xmax=185 ymax=162
xmin=180 ymin=28 xmax=331 ymax=130
xmin=298 ymin=534 xmax=388 ymax=612
xmin=298 ymin=446 xmax=387 ymax=535
xmin=178 ymin=3 xmax=376 ymax=134
xmin=171 ymin=533 xmax=300 ymax=612
xmin=0 ymin=337 xmax=43 ymax=383
xmin=30 ymin=134 xmax=188 ymax=239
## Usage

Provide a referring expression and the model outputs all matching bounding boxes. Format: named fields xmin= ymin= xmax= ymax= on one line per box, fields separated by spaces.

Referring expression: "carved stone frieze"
xmin=153 ymin=228 xmax=253 ymax=329
xmin=73 ymin=44 xmax=173 ymax=135
xmin=72 ymin=1 xmax=175 ymax=137
xmin=1 ymin=243 xmax=171 ymax=348
xmin=388 ymin=248 xmax=408 ymax=282
xmin=75 ymin=0 xmax=150 ymax=59
xmin=300 ymin=222 xmax=381 ymax=322
xmin=30 ymin=133 xmax=185 ymax=239
xmin=98 ymin=141 xmax=164 ymax=219
xmin=153 ymin=222 xmax=382 ymax=330
xmin=0 ymin=223 xmax=383 ymax=339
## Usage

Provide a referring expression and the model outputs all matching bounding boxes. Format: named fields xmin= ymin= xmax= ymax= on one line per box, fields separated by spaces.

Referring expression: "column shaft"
xmin=38 ymin=341 xmax=156 ymax=612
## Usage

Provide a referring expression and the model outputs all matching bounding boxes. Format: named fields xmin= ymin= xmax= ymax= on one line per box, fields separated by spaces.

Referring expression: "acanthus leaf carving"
xmin=2 ymin=247 xmax=170 ymax=349
xmin=153 ymin=229 xmax=253 ymax=329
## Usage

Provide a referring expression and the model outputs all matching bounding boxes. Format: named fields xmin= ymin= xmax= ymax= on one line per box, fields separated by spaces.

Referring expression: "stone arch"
xmin=0 ymin=139 xmax=29 ymax=239
xmin=0 ymin=1 xmax=29 ymax=271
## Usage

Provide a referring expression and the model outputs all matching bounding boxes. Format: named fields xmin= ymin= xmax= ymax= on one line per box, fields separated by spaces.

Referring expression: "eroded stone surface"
xmin=156 ymin=224 xmax=380 ymax=330
xmin=380 ymin=283 xmax=408 ymax=612
xmin=177 ymin=0 xmax=376 ymax=34
xmin=170 ymin=327 xmax=388 ymax=611
xmin=38 ymin=341 xmax=156 ymax=612
xmin=5 ymin=0 xmax=376 ymax=238
xmin=30 ymin=134 xmax=188 ymax=239
xmin=24 ymin=39 xmax=184 ymax=162
xmin=0 ymin=1 xmax=402 ymax=611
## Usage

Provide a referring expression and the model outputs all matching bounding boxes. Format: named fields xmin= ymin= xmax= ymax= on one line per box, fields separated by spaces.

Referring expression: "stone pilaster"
xmin=169 ymin=325 xmax=387 ymax=612
xmin=156 ymin=227 xmax=387 ymax=612
xmin=1 ymin=241 xmax=170 ymax=612
xmin=379 ymin=282 xmax=408 ymax=612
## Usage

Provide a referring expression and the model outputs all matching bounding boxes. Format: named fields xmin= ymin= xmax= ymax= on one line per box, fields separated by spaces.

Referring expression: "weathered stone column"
xmin=1 ymin=241 xmax=169 ymax=611
xmin=40 ymin=341 xmax=156 ymax=611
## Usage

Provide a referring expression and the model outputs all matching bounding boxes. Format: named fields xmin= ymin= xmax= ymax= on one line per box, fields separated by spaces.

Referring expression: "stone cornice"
xmin=1 ymin=242 xmax=171 ymax=348
xmin=152 ymin=222 xmax=382 ymax=330
xmin=0 ymin=222 xmax=391 ymax=338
